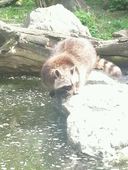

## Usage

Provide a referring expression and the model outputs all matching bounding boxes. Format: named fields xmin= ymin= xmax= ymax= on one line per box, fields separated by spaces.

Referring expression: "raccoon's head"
xmin=52 ymin=66 xmax=80 ymax=96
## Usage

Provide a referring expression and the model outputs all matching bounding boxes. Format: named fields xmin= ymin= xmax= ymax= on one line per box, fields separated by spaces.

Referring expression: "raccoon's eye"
xmin=70 ymin=66 xmax=78 ymax=75
xmin=70 ymin=69 xmax=74 ymax=75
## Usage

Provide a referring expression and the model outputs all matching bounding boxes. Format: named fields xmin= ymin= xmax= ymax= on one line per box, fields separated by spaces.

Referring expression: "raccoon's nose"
xmin=73 ymin=91 xmax=77 ymax=95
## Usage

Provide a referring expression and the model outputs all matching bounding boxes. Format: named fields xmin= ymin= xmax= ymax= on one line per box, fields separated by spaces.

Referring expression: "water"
xmin=0 ymin=75 xmax=127 ymax=170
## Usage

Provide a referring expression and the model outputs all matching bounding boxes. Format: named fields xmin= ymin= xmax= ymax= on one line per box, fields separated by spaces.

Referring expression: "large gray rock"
xmin=62 ymin=71 xmax=128 ymax=164
xmin=25 ymin=4 xmax=91 ymax=37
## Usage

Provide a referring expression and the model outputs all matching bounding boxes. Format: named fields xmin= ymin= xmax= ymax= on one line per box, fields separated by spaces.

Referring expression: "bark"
xmin=95 ymin=37 xmax=128 ymax=57
xmin=102 ymin=0 xmax=109 ymax=10
xmin=35 ymin=0 xmax=47 ymax=7
xmin=0 ymin=21 xmax=128 ymax=75
xmin=50 ymin=0 xmax=88 ymax=11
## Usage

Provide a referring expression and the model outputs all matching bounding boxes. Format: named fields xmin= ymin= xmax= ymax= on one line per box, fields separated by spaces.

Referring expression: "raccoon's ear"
xmin=70 ymin=66 xmax=79 ymax=75
xmin=54 ymin=69 xmax=61 ymax=78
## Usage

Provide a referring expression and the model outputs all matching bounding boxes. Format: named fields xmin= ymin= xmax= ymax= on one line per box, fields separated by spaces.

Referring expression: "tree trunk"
xmin=35 ymin=0 xmax=89 ymax=11
xmin=35 ymin=0 xmax=47 ymax=7
xmin=102 ymin=0 xmax=109 ymax=10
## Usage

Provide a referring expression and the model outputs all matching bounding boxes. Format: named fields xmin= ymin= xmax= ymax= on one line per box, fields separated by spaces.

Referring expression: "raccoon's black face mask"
xmin=49 ymin=84 xmax=77 ymax=98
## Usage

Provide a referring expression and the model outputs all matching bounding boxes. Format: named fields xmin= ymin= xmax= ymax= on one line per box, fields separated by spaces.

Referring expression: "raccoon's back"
xmin=53 ymin=37 xmax=97 ymax=67
xmin=54 ymin=38 xmax=95 ymax=56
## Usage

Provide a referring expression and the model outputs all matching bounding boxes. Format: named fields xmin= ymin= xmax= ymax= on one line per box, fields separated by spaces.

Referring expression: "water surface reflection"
xmin=0 ymin=76 xmax=127 ymax=170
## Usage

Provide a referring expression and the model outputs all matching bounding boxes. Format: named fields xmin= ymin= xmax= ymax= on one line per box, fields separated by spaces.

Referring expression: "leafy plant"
xmin=0 ymin=0 xmax=36 ymax=23
xmin=75 ymin=10 xmax=98 ymax=37
xmin=105 ymin=0 xmax=128 ymax=11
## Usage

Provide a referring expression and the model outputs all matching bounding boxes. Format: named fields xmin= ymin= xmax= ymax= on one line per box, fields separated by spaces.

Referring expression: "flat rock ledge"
xmin=62 ymin=71 xmax=128 ymax=164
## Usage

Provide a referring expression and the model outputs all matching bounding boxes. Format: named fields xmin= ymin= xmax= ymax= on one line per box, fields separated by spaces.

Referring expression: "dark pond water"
xmin=0 ymin=73 xmax=128 ymax=170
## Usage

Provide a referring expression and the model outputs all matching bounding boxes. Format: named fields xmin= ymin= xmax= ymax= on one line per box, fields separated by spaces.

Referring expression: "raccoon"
xmin=41 ymin=37 xmax=122 ymax=97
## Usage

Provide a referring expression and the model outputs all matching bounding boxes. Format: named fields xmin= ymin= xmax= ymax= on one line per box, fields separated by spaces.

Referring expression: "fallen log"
xmin=96 ymin=37 xmax=128 ymax=57
xmin=0 ymin=5 xmax=128 ymax=75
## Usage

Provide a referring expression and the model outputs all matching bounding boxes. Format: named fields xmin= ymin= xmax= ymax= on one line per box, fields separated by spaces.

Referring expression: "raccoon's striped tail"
xmin=96 ymin=58 xmax=122 ymax=78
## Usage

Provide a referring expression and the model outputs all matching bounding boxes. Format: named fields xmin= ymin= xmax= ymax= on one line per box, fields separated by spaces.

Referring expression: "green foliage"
xmin=0 ymin=0 xmax=36 ymax=23
xmin=75 ymin=10 xmax=98 ymax=37
xmin=0 ymin=0 xmax=128 ymax=40
xmin=93 ymin=10 xmax=128 ymax=39
xmin=108 ymin=0 xmax=128 ymax=11
xmin=80 ymin=0 xmax=128 ymax=39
